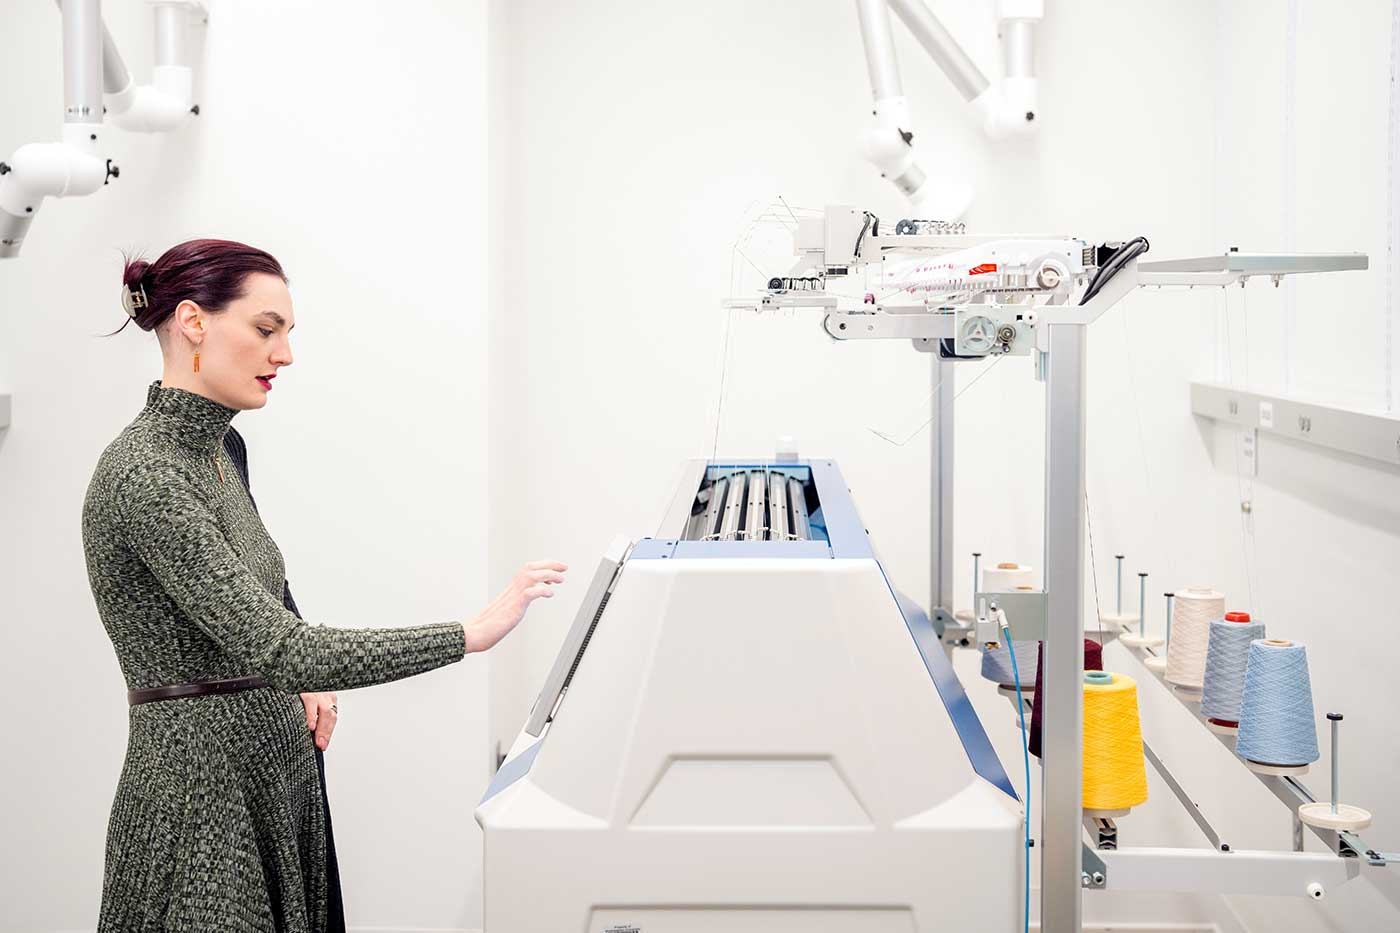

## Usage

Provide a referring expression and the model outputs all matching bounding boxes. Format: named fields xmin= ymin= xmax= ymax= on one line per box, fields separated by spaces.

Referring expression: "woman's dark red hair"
xmin=118 ymin=238 xmax=287 ymax=333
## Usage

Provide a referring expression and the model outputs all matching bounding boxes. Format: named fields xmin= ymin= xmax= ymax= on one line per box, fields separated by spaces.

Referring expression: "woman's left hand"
xmin=300 ymin=692 xmax=339 ymax=751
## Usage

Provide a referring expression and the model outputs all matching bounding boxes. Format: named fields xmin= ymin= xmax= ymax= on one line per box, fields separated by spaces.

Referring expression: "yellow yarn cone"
xmin=1083 ymin=672 xmax=1148 ymax=812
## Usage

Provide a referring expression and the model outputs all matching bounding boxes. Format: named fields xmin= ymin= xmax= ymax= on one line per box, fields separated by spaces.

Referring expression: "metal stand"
xmin=930 ymin=355 xmax=957 ymax=635
xmin=1042 ymin=322 xmax=1088 ymax=930
xmin=749 ymin=220 xmax=1376 ymax=925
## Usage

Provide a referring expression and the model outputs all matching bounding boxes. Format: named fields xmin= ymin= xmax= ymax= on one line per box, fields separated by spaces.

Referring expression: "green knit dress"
xmin=82 ymin=382 xmax=466 ymax=932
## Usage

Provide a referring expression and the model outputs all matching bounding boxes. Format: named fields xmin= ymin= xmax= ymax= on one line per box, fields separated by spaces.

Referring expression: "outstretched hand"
xmin=465 ymin=560 xmax=568 ymax=653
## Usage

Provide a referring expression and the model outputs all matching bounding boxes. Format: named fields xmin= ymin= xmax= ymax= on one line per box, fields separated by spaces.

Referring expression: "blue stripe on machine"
xmin=884 ymin=574 xmax=1019 ymax=801
xmin=479 ymin=738 xmax=545 ymax=806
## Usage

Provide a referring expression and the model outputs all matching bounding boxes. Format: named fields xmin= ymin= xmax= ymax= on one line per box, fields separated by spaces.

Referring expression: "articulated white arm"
xmin=0 ymin=128 xmax=109 ymax=226
xmin=0 ymin=0 xmax=108 ymax=257
xmin=105 ymin=1 xmax=199 ymax=133
xmin=975 ymin=0 xmax=1043 ymax=139
xmin=2 ymin=1 xmax=203 ymax=258
xmin=854 ymin=0 xmax=1044 ymax=219
xmin=855 ymin=0 xmax=974 ymax=220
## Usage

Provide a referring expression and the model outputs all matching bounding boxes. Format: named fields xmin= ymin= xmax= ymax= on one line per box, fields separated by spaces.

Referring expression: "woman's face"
xmin=197 ymin=273 xmax=296 ymax=411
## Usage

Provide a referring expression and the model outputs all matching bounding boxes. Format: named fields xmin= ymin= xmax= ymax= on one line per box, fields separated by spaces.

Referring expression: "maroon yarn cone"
xmin=1028 ymin=638 xmax=1104 ymax=759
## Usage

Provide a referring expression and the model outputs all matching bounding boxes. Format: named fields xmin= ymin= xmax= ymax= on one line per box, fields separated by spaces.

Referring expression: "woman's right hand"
xmin=464 ymin=560 xmax=568 ymax=653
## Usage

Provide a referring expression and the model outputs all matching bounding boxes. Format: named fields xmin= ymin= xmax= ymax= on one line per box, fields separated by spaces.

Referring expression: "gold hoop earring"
xmin=193 ymin=348 xmax=201 ymax=373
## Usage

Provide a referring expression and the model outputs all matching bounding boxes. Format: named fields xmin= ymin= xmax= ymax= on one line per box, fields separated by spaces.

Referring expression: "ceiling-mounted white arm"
xmin=982 ymin=0 xmax=1042 ymax=138
xmin=883 ymin=0 xmax=1041 ymax=137
xmin=855 ymin=0 xmax=974 ymax=220
xmin=0 ymin=0 xmax=110 ymax=258
xmin=1 ymin=1 xmax=205 ymax=258
xmin=104 ymin=1 xmax=201 ymax=133
xmin=854 ymin=0 xmax=1042 ymax=220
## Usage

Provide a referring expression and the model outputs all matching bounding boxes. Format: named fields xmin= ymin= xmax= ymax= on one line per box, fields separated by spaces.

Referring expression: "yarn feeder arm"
xmin=725 ymin=206 xmax=1369 ymax=358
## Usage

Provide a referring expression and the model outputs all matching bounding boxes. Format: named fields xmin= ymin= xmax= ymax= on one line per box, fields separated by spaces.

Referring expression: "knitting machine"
xmin=476 ymin=460 xmax=1023 ymax=932
xmin=478 ymin=204 xmax=1386 ymax=931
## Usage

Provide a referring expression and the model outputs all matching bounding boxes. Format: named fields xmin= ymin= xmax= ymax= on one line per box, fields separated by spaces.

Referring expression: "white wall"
xmin=489 ymin=0 xmax=1400 ymax=930
xmin=0 ymin=2 xmax=491 ymax=931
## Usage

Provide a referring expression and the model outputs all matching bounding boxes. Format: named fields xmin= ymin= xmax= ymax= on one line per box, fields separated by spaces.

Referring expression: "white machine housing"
xmin=478 ymin=460 xmax=1022 ymax=932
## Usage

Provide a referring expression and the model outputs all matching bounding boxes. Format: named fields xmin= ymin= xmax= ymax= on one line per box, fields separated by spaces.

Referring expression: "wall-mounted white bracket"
xmin=1191 ymin=382 xmax=1400 ymax=468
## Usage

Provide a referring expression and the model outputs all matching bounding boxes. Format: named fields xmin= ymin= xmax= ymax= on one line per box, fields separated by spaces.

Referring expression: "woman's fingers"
xmin=527 ymin=569 xmax=565 ymax=585
xmin=526 ymin=560 xmax=568 ymax=572
xmin=315 ymin=700 xmax=337 ymax=751
xmin=301 ymin=694 xmax=319 ymax=731
xmin=524 ymin=584 xmax=555 ymax=599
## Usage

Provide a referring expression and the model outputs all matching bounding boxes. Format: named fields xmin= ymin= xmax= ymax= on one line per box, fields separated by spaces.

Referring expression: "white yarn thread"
xmin=1165 ymin=586 xmax=1225 ymax=690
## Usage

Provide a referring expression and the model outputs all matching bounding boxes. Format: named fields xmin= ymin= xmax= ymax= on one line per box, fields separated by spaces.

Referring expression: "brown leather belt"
xmin=127 ymin=675 xmax=270 ymax=706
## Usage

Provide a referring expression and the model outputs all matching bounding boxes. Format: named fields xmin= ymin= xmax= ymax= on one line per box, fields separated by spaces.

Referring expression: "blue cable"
xmin=1001 ymin=613 xmax=1032 ymax=933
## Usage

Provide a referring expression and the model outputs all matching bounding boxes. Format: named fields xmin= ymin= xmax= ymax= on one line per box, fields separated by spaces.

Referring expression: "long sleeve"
xmin=114 ymin=458 xmax=465 ymax=693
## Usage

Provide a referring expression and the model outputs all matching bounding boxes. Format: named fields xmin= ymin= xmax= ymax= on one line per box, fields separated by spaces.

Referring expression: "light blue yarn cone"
xmin=1236 ymin=640 xmax=1319 ymax=767
xmin=981 ymin=640 xmax=1039 ymax=686
xmin=1200 ymin=618 xmax=1266 ymax=722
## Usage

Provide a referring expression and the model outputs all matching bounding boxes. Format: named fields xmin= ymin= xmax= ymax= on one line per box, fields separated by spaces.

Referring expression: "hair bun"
xmin=122 ymin=257 xmax=152 ymax=289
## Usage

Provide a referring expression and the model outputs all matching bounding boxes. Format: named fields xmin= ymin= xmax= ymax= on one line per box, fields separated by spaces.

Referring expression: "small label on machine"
xmin=604 ymin=926 xmax=641 ymax=933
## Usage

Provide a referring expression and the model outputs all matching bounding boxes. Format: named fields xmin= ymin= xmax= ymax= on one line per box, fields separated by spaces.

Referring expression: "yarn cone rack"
xmin=1101 ymin=559 xmax=1392 ymax=865
xmin=974 ymin=547 xmax=1398 ymax=884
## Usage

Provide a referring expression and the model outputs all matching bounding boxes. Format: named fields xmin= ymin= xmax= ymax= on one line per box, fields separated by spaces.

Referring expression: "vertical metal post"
xmin=1041 ymin=323 xmax=1087 ymax=931
xmin=61 ymin=0 xmax=103 ymax=123
xmin=1164 ymin=592 xmax=1175 ymax=650
xmin=1327 ymin=713 xmax=1342 ymax=815
xmin=930 ymin=356 xmax=956 ymax=632
xmin=972 ymin=552 xmax=982 ymax=616
xmin=1114 ymin=554 xmax=1124 ymax=614
xmin=153 ymin=2 xmax=188 ymax=68
xmin=1137 ymin=572 xmax=1148 ymax=635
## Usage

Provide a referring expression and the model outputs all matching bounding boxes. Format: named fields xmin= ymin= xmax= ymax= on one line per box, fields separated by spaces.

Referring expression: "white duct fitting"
xmin=0 ymin=0 xmax=108 ymax=257
xmin=1 ymin=0 xmax=206 ymax=258
xmin=856 ymin=0 xmax=1044 ymax=218
xmin=106 ymin=1 xmax=204 ymax=133
xmin=975 ymin=0 xmax=1043 ymax=139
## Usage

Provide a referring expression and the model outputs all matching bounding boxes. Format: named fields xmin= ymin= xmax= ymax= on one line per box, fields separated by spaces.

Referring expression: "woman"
xmin=81 ymin=238 xmax=565 ymax=932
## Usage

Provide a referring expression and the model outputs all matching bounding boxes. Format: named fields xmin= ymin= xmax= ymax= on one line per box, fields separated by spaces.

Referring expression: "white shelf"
xmin=1142 ymin=251 xmax=1368 ymax=275
xmin=1191 ymin=382 xmax=1400 ymax=467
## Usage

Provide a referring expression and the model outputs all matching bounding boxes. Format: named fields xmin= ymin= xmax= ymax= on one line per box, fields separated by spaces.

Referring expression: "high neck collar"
xmin=142 ymin=381 xmax=238 ymax=450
